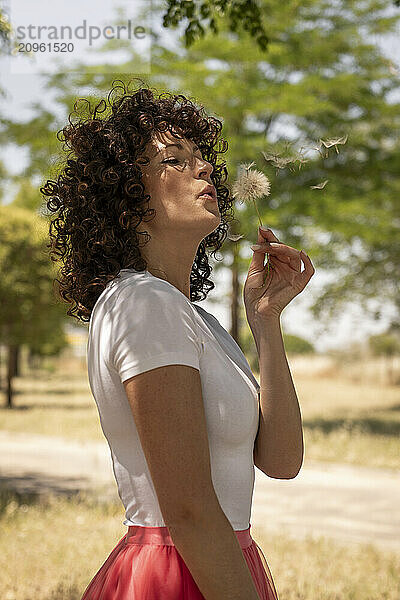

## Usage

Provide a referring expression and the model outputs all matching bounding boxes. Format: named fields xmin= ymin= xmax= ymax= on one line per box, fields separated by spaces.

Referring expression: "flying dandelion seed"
xmin=295 ymin=145 xmax=312 ymax=170
xmin=388 ymin=61 xmax=399 ymax=76
xmin=241 ymin=161 xmax=256 ymax=171
xmin=312 ymin=142 xmax=327 ymax=159
xmin=227 ymin=232 xmax=245 ymax=241
xmin=295 ymin=154 xmax=310 ymax=170
xmin=262 ymin=145 xmax=308 ymax=175
xmin=261 ymin=150 xmax=281 ymax=163
xmin=262 ymin=151 xmax=293 ymax=166
xmin=310 ymin=179 xmax=329 ymax=189
xmin=230 ymin=133 xmax=348 ymax=282
xmin=226 ymin=220 xmax=244 ymax=242
xmin=320 ymin=134 xmax=348 ymax=154
xmin=320 ymin=135 xmax=348 ymax=148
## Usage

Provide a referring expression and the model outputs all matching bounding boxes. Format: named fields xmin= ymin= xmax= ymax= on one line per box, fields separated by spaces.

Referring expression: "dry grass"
xmin=1 ymin=487 xmax=398 ymax=600
xmin=289 ymin=371 xmax=400 ymax=470
xmin=1 ymin=354 xmax=400 ymax=598
xmin=288 ymin=353 xmax=400 ymax=382
xmin=1 ymin=354 xmax=399 ymax=470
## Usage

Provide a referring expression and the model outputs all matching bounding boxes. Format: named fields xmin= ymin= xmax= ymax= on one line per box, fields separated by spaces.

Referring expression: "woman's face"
xmin=137 ymin=130 xmax=221 ymax=238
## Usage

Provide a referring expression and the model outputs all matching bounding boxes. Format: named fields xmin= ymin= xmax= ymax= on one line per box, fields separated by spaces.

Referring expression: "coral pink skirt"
xmin=80 ymin=523 xmax=279 ymax=599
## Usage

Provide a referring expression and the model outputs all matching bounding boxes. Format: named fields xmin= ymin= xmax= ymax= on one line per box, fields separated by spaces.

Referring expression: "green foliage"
xmin=0 ymin=205 xmax=68 ymax=354
xmin=239 ymin=320 xmax=315 ymax=373
xmin=0 ymin=7 xmax=12 ymax=50
xmin=282 ymin=333 xmax=315 ymax=355
xmin=11 ymin=178 xmax=45 ymax=212
xmin=0 ymin=159 xmax=7 ymax=200
xmin=369 ymin=332 xmax=400 ymax=357
xmin=162 ymin=0 xmax=269 ymax=51
xmin=239 ymin=318 xmax=260 ymax=372
xmin=1 ymin=0 xmax=399 ymax=337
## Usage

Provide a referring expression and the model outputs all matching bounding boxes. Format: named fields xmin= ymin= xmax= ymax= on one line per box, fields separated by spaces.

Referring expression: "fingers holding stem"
xmin=263 ymin=253 xmax=275 ymax=285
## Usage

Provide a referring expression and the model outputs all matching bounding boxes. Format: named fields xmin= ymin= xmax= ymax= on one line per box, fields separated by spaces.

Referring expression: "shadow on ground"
xmin=0 ymin=402 xmax=93 ymax=411
xmin=304 ymin=414 xmax=400 ymax=436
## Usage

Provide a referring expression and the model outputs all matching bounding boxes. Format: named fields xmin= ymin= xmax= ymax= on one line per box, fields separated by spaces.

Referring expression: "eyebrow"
xmin=156 ymin=142 xmax=201 ymax=155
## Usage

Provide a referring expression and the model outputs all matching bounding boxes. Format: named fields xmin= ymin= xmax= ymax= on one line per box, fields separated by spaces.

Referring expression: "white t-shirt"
xmin=87 ymin=268 xmax=261 ymax=531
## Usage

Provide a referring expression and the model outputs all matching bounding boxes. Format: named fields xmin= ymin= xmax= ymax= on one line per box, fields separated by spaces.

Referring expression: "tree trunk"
xmin=6 ymin=344 xmax=18 ymax=409
xmin=27 ymin=347 xmax=36 ymax=371
xmin=14 ymin=345 xmax=20 ymax=377
xmin=230 ymin=242 xmax=240 ymax=345
xmin=387 ymin=356 xmax=397 ymax=386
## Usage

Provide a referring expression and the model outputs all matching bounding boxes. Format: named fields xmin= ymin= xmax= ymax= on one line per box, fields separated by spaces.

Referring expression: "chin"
xmin=205 ymin=212 xmax=221 ymax=232
xmin=206 ymin=203 xmax=220 ymax=215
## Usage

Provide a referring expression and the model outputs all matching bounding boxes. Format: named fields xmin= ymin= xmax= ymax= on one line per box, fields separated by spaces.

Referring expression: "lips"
xmin=198 ymin=184 xmax=217 ymax=201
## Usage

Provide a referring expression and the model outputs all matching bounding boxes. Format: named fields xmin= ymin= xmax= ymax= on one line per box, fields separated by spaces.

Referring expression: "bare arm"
xmin=169 ymin=500 xmax=260 ymax=599
xmin=124 ymin=364 xmax=260 ymax=600
xmin=253 ymin=315 xmax=304 ymax=479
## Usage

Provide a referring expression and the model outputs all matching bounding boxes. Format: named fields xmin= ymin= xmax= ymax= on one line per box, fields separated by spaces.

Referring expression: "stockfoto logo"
xmin=15 ymin=19 xmax=146 ymax=46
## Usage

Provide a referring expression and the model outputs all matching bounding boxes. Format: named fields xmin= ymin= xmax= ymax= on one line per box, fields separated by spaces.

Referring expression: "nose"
xmin=196 ymin=155 xmax=213 ymax=179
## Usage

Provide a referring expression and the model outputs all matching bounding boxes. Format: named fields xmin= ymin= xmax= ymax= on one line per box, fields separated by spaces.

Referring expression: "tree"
xmin=152 ymin=1 xmax=400 ymax=338
xmin=240 ymin=323 xmax=315 ymax=372
xmin=1 ymin=0 xmax=399 ymax=351
xmin=0 ymin=6 xmax=12 ymax=102
xmin=162 ymin=0 xmax=269 ymax=52
xmin=11 ymin=177 xmax=45 ymax=212
xmin=369 ymin=331 xmax=400 ymax=384
xmin=0 ymin=206 xmax=68 ymax=408
xmin=150 ymin=0 xmax=400 ymax=340
xmin=160 ymin=1 xmax=400 ymax=50
xmin=283 ymin=334 xmax=315 ymax=355
xmin=0 ymin=6 xmax=12 ymax=53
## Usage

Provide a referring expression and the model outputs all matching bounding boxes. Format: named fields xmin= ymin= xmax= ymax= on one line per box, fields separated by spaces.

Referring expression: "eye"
xmin=162 ymin=158 xmax=179 ymax=164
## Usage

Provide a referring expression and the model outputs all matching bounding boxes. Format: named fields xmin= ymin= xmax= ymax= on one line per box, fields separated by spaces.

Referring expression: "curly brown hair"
xmin=41 ymin=79 xmax=235 ymax=323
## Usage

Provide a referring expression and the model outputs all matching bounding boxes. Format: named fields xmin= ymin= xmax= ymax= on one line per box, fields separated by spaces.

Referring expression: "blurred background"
xmin=0 ymin=1 xmax=399 ymax=598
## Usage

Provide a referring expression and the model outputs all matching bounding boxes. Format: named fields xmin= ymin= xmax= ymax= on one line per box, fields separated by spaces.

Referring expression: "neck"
xmin=136 ymin=226 xmax=201 ymax=301
xmin=145 ymin=263 xmax=193 ymax=301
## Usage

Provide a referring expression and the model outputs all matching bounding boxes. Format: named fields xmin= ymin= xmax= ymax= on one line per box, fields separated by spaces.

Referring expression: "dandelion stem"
xmin=252 ymin=196 xmax=271 ymax=279
xmin=252 ymin=198 xmax=264 ymax=228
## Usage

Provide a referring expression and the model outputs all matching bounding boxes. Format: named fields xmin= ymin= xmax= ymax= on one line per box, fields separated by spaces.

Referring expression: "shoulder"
xmin=110 ymin=272 xmax=194 ymax=314
xmin=105 ymin=273 xmax=201 ymax=339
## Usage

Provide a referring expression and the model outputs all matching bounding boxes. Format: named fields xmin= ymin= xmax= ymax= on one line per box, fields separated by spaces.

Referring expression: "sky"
xmin=0 ymin=0 xmax=399 ymax=353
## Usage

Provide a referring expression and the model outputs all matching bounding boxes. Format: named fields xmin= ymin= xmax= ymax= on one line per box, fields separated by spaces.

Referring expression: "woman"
xmin=42 ymin=80 xmax=314 ymax=599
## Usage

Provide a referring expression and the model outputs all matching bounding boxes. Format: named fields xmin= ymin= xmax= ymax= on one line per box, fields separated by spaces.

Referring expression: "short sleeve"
xmin=109 ymin=280 xmax=203 ymax=383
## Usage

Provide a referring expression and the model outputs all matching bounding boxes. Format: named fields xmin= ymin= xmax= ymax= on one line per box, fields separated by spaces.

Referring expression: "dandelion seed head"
xmin=232 ymin=167 xmax=271 ymax=204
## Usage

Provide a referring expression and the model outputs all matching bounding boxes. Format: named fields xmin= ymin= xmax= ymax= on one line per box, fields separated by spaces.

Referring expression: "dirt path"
xmin=2 ymin=430 xmax=399 ymax=554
